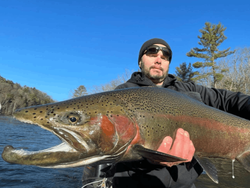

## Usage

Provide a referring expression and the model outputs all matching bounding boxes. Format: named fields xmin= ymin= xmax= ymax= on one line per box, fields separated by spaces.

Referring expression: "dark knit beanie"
xmin=138 ymin=38 xmax=172 ymax=63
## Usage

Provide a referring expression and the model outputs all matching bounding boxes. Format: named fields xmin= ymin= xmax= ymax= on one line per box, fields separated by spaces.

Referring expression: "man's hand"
xmin=157 ymin=128 xmax=195 ymax=167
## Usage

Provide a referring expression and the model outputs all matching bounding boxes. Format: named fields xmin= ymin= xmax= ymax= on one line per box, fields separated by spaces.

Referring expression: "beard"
xmin=141 ymin=62 xmax=168 ymax=84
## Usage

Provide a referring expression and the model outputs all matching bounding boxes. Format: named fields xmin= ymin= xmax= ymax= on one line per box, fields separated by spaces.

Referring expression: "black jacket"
xmin=84 ymin=72 xmax=250 ymax=188
xmin=109 ymin=72 xmax=250 ymax=188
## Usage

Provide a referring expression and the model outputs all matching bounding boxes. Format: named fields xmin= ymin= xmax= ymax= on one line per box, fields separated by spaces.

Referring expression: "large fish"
xmin=2 ymin=87 xmax=250 ymax=183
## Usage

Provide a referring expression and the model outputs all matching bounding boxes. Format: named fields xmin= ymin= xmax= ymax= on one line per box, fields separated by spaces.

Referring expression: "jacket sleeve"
xmin=179 ymin=82 xmax=250 ymax=120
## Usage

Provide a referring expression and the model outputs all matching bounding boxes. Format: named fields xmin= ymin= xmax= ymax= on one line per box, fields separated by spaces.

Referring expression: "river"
xmin=0 ymin=116 xmax=83 ymax=188
xmin=1 ymin=115 xmax=249 ymax=187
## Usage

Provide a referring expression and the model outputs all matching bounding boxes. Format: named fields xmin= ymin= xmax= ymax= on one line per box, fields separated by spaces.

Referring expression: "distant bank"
xmin=0 ymin=75 xmax=54 ymax=116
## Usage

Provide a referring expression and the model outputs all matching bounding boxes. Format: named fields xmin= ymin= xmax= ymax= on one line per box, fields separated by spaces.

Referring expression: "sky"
xmin=0 ymin=0 xmax=249 ymax=102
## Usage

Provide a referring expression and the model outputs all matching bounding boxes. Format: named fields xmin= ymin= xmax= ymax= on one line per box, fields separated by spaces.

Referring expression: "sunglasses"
xmin=144 ymin=45 xmax=171 ymax=60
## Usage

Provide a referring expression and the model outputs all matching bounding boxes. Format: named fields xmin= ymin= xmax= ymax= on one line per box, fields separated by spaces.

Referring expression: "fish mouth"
xmin=2 ymin=143 xmax=123 ymax=168
xmin=2 ymin=120 xmax=124 ymax=168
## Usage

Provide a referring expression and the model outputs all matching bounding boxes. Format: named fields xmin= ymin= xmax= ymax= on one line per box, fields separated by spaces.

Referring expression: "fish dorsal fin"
xmin=180 ymin=91 xmax=203 ymax=103
xmin=195 ymin=155 xmax=218 ymax=184
xmin=132 ymin=145 xmax=186 ymax=163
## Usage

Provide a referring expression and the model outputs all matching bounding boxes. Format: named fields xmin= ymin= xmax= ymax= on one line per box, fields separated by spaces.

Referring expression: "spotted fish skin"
xmin=2 ymin=87 xmax=250 ymax=174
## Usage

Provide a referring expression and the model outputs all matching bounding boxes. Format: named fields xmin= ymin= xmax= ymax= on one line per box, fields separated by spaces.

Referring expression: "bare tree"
xmin=217 ymin=47 xmax=250 ymax=94
xmin=90 ymin=69 xmax=133 ymax=93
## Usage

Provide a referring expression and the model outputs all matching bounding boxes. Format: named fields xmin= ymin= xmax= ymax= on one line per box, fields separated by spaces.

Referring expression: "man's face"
xmin=139 ymin=44 xmax=170 ymax=85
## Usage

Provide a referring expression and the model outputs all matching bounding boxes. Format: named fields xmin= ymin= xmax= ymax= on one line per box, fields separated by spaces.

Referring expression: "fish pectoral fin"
xmin=132 ymin=145 xmax=186 ymax=163
xmin=195 ymin=155 xmax=218 ymax=184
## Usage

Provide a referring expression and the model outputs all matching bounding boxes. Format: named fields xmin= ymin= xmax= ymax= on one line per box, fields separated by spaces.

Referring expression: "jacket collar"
xmin=127 ymin=72 xmax=177 ymax=87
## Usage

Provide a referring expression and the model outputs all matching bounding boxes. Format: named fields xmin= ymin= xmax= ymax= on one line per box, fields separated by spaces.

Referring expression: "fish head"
xmin=2 ymin=93 xmax=138 ymax=168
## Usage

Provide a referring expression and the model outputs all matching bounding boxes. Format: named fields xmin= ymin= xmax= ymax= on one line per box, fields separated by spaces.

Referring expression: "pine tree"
xmin=187 ymin=22 xmax=235 ymax=88
xmin=71 ymin=85 xmax=88 ymax=98
xmin=175 ymin=62 xmax=196 ymax=83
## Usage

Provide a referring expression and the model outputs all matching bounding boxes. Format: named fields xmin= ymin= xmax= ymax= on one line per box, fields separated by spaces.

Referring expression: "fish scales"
xmin=2 ymin=87 xmax=250 ymax=181
xmin=111 ymin=88 xmax=250 ymax=157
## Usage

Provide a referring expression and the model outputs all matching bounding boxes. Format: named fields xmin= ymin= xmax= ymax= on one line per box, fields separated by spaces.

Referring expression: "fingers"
xmin=169 ymin=128 xmax=185 ymax=156
xmin=187 ymin=140 xmax=195 ymax=161
xmin=170 ymin=128 xmax=191 ymax=159
xmin=157 ymin=136 xmax=173 ymax=153
xmin=157 ymin=128 xmax=195 ymax=167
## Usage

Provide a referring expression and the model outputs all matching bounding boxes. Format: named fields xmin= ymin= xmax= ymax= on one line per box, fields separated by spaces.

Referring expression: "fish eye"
xmin=58 ymin=111 xmax=89 ymax=126
xmin=67 ymin=115 xmax=79 ymax=125
xmin=69 ymin=117 xmax=77 ymax=122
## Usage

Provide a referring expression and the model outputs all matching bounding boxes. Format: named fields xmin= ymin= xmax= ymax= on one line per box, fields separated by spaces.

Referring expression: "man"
xmin=83 ymin=38 xmax=250 ymax=188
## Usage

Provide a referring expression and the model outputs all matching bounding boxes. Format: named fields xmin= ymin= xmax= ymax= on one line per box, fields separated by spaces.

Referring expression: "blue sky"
xmin=0 ymin=0 xmax=249 ymax=101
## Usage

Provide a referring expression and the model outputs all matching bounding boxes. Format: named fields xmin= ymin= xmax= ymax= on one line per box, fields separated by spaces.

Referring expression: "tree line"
xmin=2 ymin=22 xmax=249 ymax=114
xmin=70 ymin=69 xmax=133 ymax=98
xmin=0 ymin=76 xmax=54 ymax=116
xmin=72 ymin=22 xmax=250 ymax=97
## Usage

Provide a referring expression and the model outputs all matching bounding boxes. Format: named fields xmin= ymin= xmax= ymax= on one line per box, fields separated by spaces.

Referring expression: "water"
xmin=194 ymin=157 xmax=250 ymax=188
xmin=0 ymin=116 xmax=83 ymax=188
xmin=1 ymin=116 xmax=250 ymax=188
